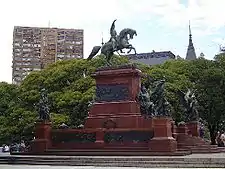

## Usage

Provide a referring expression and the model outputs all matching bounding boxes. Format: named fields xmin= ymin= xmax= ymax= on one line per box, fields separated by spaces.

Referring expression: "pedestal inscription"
xmin=96 ymin=84 xmax=129 ymax=102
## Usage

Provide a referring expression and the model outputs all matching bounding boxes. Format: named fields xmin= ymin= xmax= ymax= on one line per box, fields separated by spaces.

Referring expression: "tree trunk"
xmin=209 ymin=125 xmax=216 ymax=145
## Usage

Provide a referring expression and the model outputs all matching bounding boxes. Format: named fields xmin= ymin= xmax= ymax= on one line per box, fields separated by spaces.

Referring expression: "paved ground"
xmin=0 ymin=152 xmax=9 ymax=156
xmin=1 ymin=153 xmax=225 ymax=168
xmin=0 ymin=165 xmax=220 ymax=169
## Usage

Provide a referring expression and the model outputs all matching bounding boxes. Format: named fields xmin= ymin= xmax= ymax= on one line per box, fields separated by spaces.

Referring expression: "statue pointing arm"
xmin=110 ymin=19 xmax=118 ymax=51
xmin=110 ymin=19 xmax=117 ymax=38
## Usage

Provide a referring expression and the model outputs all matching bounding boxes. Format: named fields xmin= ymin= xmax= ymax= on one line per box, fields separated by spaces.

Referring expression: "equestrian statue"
xmin=87 ymin=19 xmax=137 ymax=65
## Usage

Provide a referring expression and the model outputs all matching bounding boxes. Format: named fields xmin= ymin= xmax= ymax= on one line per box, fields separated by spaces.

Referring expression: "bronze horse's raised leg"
xmin=127 ymin=45 xmax=137 ymax=54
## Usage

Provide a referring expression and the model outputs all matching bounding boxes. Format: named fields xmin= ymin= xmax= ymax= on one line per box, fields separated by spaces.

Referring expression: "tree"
xmin=0 ymin=82 xmax=35 ymax=144
xmin=194 ymin=61 xmax=225 ymax=144
xmin=165 ymin=58 xmax=225 ymax=144
xmin=19 ymin=55 xmax=129 ymax=128
xmin=0 ymin=82 xmax=19 ymax=116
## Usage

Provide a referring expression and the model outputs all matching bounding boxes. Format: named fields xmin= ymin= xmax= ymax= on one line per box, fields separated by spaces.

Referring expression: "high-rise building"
xmin=12 ymin=26 xmax=83 ymax=85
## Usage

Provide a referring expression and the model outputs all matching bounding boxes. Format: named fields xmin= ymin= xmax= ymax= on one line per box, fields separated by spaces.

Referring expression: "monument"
xmin=14 ymin=19 xmax=223 ymax=156
xmin=30 ymin=88 xmax=51 ymax=153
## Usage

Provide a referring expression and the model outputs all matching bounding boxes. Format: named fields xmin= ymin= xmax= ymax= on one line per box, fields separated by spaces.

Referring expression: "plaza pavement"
xmin=1 ymin=165 xmax=224 ymax=169
xmin=1 ymin=153 xmax=225 ymax=168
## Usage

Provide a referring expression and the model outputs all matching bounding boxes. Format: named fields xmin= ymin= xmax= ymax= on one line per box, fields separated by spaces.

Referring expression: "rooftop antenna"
xmin=48 ymin=20 xmax=51 ymax=28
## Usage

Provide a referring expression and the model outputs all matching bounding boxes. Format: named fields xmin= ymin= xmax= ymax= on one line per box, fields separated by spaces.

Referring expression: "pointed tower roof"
xmin=186 ymin=21 xmax=197 ymax=60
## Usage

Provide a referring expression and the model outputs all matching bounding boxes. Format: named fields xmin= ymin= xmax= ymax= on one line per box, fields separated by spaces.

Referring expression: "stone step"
xmin=1 ymin=156 xmax=225 ymax=168
xmin=177 ymin=140 xmax=211 ymax=146
xmin=190 ymin=147 xmax=219 ymax=151
xmin=178 ymin=144 xmax=218 ymax=149
xmin=191 ymin=148 xmax=222 ymax=153
xmin=179 ymin=145 xmax=224 ymax=153
xmin=0 ymin=160 xmax=222 ymax=168
xmin=0 ymin=156 xmax=185 ymax=162
xmin=51 ymin=145 xmax=149 ymax=150
xmin=12 ymin=149 xmax=191 ymax=156
xmin=178 ymin=138 xmax=209 ymax=143
xmin=103 ymin=146 xmax=148 ymax=150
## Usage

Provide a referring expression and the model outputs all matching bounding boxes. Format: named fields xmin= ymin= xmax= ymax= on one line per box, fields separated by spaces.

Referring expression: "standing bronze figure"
xmin=36 ymin=88 xmax=50 ymax=121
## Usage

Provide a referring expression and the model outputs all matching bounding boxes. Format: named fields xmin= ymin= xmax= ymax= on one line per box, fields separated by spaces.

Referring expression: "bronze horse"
xmin=87 ymin=20 xmax=137 ymax=65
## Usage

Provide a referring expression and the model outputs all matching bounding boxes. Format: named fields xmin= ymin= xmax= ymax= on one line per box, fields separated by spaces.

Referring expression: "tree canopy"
xmin=1 ymin=54 xmax=225 ymax=144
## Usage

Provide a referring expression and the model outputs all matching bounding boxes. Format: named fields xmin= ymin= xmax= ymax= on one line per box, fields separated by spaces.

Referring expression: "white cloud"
xmin=212 ymin=38 xmax=225 ymax=45
xmin=0 ymin=0 xmax=225 ymax=83
xmin=148 ymin=0 xmax=225 ymax=36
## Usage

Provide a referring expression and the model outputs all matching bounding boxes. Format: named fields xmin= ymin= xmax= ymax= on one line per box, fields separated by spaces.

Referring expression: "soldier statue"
xmin=36 ymin=88 xmax=50 ymax=121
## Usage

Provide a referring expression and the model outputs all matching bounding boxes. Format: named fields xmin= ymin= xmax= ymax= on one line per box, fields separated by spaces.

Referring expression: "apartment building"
xmin=12 ymin=26 xmax=83 ymax=84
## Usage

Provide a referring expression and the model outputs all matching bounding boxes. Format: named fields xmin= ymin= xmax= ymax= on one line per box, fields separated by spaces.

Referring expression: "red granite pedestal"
xmin=171 ymin=121 xmax=178 ymax=140
xmin=177 ymin=123 xmax=189 ymax=135
xmin=148 ymin=118 xmax=177 ymax=152
xmin=84 ymin=66 xmax=153 ymax=129
xmin=186 ymin=121 xmax=200 ymax=137
xmin=176 ymin=123 xmax=190 ymax=147
xmin=30 ymin=121 xmax=51 ymax=153
xmin=20 ymin=65 xmax=194 ymax=156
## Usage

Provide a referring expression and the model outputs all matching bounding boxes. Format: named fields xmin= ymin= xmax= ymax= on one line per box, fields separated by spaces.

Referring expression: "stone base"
xmin=85 ymin=114 xmax=153 ymax=129
xmin=35 ymin=121 xmax=51 ymax=139
xmin=177 ymin=124 xmax=189 ymax=135
xmin=30 ymin=121 xmax=51 ymax=153
xmin=149 ymin=137 xmax=177 ymax=152
xmin=152 ymin=118 xmax=174 ymax=137
xmin=30 ymin=139 xmax=49 ymax=153
xmin=186 ymin=121 xmax=199 ymax=137
xmin=148 ymin=117 xmax=177 ymax=152
xmin=85 ymin=66 xmax=143 ymax=130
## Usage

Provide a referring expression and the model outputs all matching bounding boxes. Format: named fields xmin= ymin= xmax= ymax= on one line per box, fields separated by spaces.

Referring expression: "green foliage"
xmin=51 ymin=113 xmax=70 ymax=129
xmin=193 ymin=60 xmax=225 ymax=143
xmin=19 ymin=55 xmax=129 ymax=128
xmin=160 ymin=58 xmax=225 ymax=143
xmin=0 ymin=82 xmax=19 ymax=116
xmin=1 ymin=54 xmax=225 ymax=145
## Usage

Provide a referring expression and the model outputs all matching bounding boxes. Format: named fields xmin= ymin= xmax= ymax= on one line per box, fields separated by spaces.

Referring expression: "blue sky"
xmin=0 ymin=0 xmax=225 ymax=83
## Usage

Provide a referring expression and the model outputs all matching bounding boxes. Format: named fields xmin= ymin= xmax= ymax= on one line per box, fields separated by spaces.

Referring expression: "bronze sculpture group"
xmin=137 ymin=76 xmax=171 ymax=118
xmin=34 ymin=19 xmax=199 ymax=123
xmin=138 ymin=76 xmax=155 ymax=117
xmin=177 ymin=89 xmax=199 ymax=122
xmin=137 ymin=74 xmax=199 ymax=121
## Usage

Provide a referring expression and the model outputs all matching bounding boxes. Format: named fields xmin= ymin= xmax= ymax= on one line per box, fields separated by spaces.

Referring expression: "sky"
xmin=0 ymin=0 xmax=225 ymax=83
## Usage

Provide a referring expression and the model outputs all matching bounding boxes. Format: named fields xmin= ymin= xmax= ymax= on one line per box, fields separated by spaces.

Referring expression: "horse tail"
xmin=87 ymin=46 xmax=101 ymax=60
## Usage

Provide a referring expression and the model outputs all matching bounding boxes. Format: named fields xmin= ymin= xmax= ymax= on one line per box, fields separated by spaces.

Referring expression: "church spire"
xmin=186 ymin=20 xmax=197 ymax=60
